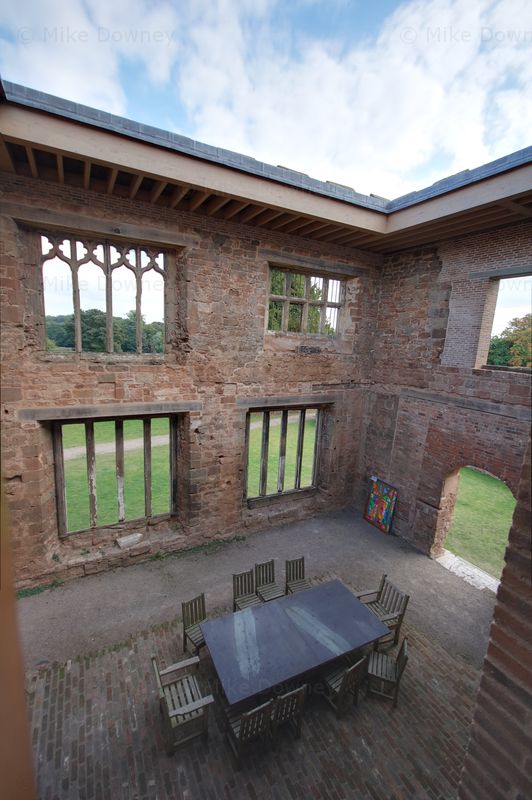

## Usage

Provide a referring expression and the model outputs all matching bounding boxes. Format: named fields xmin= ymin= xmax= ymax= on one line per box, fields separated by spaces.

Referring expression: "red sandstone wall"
xmin=458 ymin=437 xmax=532 ymax=800
xmin=0 ymin=172 xmax=380 ymax=586
xmin=358 ymin=228 xmax=531 ymax=554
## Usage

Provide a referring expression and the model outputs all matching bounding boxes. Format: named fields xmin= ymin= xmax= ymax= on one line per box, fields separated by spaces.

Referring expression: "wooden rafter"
xmin=0 ymin=138 xmax=15 ymax=172
xmin=204 ymin=195 xmax=230 ymax=215
xmin=56 ymin=153 xmax=64 ymax=184
xmin=107 ymin=166 xmax=118 ymax=194
xmin=276 ymin=216 xmax=315 ymax=234
xmin=253 ymin=209 xmax=285 ymax=226
xmin=223 ymin=200 xmax=249 ymax=220
xmin=129 ymin=173 xmax=144 ymax=199
xmin=188 ymin=190 xmax=211 ymax=212
xmin=25 ymin=146 xmax=38 ymax=178
xmin=267 ymin=213 xmax=299 ymax=230
xmin=295 ymin=220 xmax=336 ymax=236
xmin=149 ymin=180 xmax=167 ymax=204
xmin=239 ymin=205 xmax=264 ymax=224
xmin=497 ymin=199 xmax=532 ymax=219
xmin=83 ymin=160 xmax=91 ymax=189
xmin=168 ymin=184 xmax=190 ymax=209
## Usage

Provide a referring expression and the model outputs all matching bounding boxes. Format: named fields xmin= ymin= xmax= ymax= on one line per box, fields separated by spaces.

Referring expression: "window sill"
xmin=37 ymin=352 xmax=166 ymax=364
xmin=246 ymin=486 xmax=317 ymax=508
xmin=59 ymin=513 xmax=175 ymax=539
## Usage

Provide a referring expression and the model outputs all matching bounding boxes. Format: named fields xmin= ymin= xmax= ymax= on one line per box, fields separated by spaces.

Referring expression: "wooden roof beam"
xmin=252 ymin=209 xmax=285 ymax=226
xmin=56 ymin=153 xmax=64 ymax=184
xmin=204 ymin=195 xmax=230 ymax=215
xmin=129 ymin=173 xmax=144 ymax=199
xmin=149 ymin=180 xmax=167 ymax=204
xmin=168 ymin=184 xmax=190 ymax=209
xmin=238 ymin=205 xmax=265 ymax=224
xmin=223 ymin=200 xmax=249 ymax=220
xmin=83 ymin=160 xmax=91 ymax=189
xmin=107 ymin=166 xmax=118 ymax=194
xmin=188 ymin=190 xmax=211 ymax=212
xmin=0 ymin=138 xmax=15 ymax=172
xmin=25 ymin=146 xmax=38 ymax=178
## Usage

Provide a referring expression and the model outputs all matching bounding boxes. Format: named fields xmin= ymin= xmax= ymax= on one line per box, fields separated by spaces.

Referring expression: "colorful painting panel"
xmin=364 ymin=477 xmax=398 ymax=534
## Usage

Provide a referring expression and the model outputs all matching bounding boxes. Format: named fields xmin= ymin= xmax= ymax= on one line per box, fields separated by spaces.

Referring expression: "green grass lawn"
xmin=445 ymin=467 xmax=516 ymax=578
xmin=63 ymin=415 xmax=317 ymax=531
xmin=246 ymin=414 xmax=316 ymax=496
xmin=62 ymin=418 xmax=169 ymax=448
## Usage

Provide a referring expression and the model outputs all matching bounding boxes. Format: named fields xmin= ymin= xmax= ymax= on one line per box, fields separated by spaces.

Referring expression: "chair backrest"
xmin=151 ymin=655 xmax=164 ymax=697
xmin=239 ymin=699 xmax=275 ymax=743
xmin=255 ymin=559 xmax=275 ymax=588
xmin=395 ymin=638 xmax=408 ymax=682
xmin=380 ymin=577 xmax=408 ymax=615
xmin=182 ymin=593 xmax=206 ymax=629
xmin=272 ymin=685 xmax=306 ymax=727
xmin=233 ymin=569 xmax=255 ymax=600
xmin=286 ymin=556 xmax=305 ymax=583
xmin=340 ymin=656 xmax=368 ymax=700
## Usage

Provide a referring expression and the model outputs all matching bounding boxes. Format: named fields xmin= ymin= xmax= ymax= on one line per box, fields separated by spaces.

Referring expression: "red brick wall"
xmin=358 ymin=228 xmax=531 ymax=554
xmin=0 ymin=172 xmax=380 ymax=587
xmin=458 ymin=437 xmax=532 ymax=800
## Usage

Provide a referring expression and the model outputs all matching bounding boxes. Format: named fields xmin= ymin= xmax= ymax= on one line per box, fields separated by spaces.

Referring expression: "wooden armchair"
xmin=271 ymin=685 xmax=307 ymax=747
xmin=323 ymin=655 xmax=368 ymax=718
xmin=182 ymin=593 xmax=206 ymax=654
xmin=285 ymin=557 xmax=312 ymax=594
xmin=233 ymin=569 xmax=261 ymax=611
xmin=225 ymin=698 xmax=275 ymax=770
xmin=367 ymin=638 xmax=408 ymax=708
xmin=356 ymin=574 xmax=410 ymax=647
xmin=255 ymin=559 xmax=284 ymax=602
xmin=151 ymin=655 xmax=214 ymax=755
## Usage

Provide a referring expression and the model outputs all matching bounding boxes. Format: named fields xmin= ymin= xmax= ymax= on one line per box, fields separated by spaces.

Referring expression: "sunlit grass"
xmin=445 ymin=467 xmax=516 ymax=578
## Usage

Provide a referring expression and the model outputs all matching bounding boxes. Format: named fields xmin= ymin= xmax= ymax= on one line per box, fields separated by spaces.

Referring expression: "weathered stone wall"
xmin=357 ymin=225 xmax=531 ymax=555
xmin=0 ymin=172 xmax=381 ymax=587
xmin=458 ymin=437 xmax=532 ymax=800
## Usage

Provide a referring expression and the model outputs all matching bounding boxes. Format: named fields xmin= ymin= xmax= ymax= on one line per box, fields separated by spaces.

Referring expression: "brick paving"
xmin=27 ymin=575 xmax=480 ymax=800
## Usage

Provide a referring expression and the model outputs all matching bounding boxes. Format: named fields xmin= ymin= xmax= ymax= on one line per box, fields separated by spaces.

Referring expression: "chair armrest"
xmin=159 ymin=656 xmax=200 ymax=676
xmin=380 ymin=613 xmax=401 ymax=625
xmin=355 ymin=589 xmax=378 ymax=601
xmin=168 ymin=694 xmax=215 ymax=718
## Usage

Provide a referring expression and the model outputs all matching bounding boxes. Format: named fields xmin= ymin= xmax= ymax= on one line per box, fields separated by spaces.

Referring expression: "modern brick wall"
xmin=458 ymin=437 xmax=532 ymax=800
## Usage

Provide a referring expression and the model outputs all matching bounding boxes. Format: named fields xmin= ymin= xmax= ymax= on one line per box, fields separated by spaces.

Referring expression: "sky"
xmin=1 ymin=0 xmax=531 ymax=330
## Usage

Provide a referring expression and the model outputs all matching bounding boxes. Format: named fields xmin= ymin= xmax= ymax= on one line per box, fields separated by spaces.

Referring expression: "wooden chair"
xmin=271 ymin=685 xmax=307 ymax=747
xmin=255 ymin=559 xmax=284 ymax=602
xmin=233 ymin=569 xmax=261 ymax=611
xmin=367 ymin=638 xmax=408 ymax=708
xmin=182 ymin=593 xmax=206 ymax=654
xmin=285 ymin=556 xmax=312 ymax=594
xmin=225 ymin=698 xmax=275 ymax=770
xmin=356 ymin=574 xmax=410 ymax=647
xmin=323 ymin=655 xmax=368 ymax=718
xmin=151 ymin=654 xmax=214 ymax=755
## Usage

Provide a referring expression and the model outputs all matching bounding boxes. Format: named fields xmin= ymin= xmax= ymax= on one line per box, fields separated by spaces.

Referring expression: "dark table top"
xmin=200 ymin=579 xmax=389 ymax=705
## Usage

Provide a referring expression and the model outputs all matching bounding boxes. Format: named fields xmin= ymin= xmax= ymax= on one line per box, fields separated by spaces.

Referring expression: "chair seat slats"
xmin=287 ymin=578 xmax=312 ymax=594
xmin=235 ymin=593 xmax=261 ymax=610
xmin=257 ymin=582 xmax=285 ymax=602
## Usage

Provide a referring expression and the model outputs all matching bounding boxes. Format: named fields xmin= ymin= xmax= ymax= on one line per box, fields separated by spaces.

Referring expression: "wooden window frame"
xmin=40 ymin=232 xmax=166 ymax=354
xmin=244 ymin=405 xmax=322 ymax=501
xmin=267 ymin=267 xmax=345 ymax=336
xmin=53 ymin=414 xmax=179 ymax=537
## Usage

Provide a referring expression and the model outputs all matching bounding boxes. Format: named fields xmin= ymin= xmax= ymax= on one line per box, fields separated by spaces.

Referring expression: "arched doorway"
xmin=437 ymin=466 xmax=516 ymax=579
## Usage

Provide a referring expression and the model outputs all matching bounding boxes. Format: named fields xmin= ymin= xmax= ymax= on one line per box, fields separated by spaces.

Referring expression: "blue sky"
xmin=1 ymin=0 xmax=531 ymax=329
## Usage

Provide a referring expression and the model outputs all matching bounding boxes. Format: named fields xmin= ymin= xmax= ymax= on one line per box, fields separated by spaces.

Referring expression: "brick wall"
xmin=458 ymin=437 xmax=532 ymax=800
xmin=358 ymin=228 xmax=531 ymax=555
xmin=0 ymin=172 xmax=380 ymax=587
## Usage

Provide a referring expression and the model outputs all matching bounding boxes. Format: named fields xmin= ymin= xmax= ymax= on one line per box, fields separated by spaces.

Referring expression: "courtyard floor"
xmin=20 ymin=510 xmax=498 ymax=799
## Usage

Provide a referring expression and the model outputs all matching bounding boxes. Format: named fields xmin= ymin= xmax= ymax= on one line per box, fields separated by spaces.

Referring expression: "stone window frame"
xmin=243 ymin=402 xmax=324 ymax=502
xmin=267 ymin=266 xmax=345 ymax=336
xmin=51 ymin=413 xmax=180 ymax=537
xmin=39 ymin=231 xmax=167 ymax=355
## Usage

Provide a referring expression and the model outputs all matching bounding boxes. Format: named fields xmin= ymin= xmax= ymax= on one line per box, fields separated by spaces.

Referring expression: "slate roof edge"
xmin=1 ymin=79 xmax=531 ymax=214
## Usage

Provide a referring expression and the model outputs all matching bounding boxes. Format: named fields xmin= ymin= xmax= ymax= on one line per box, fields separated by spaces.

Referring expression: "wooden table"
xmin=200 ymin=579 xmax=389 ymax=706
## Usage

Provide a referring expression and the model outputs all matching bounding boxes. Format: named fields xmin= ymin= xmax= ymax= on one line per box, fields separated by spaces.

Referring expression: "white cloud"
xmin=0 ymin=0 xmax=531 ymax=197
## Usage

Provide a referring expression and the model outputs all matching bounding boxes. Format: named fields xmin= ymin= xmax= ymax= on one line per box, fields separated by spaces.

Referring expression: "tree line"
xmin=46 ymin=309 xmax=164 ymax=353
xmin=487 ymin=314 xmax=531 ymax=368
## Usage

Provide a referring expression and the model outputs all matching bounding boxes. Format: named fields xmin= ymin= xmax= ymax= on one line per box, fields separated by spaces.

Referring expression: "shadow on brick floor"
xmin=27 ymin=576 xmax=479 ymax=800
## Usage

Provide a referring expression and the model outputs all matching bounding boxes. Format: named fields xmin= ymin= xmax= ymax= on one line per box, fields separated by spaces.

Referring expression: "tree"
xmin=487 ymin=313 xmax=532 ymax=368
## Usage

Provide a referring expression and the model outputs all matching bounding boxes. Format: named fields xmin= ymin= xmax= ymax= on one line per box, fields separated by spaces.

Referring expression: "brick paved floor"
xmin=27 ymin=575 xmax=480 ymax=800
